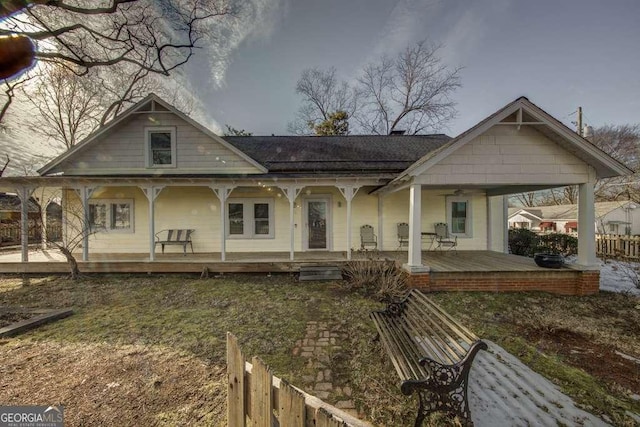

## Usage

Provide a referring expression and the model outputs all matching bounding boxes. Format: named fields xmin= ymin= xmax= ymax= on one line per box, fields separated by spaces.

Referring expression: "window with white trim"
xmin=446 ymin=196 xmax=472 ymax=237
xmin=88 ymin=199 xmax=134 ymax=233
xmin=145 ymin=127 xmax=176 ymax=168
xmin=227 ymin=198 xmax=274 ymax=238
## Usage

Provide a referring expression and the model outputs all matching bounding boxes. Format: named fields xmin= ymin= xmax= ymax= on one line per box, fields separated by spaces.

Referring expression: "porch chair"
xmin=434 ymin=222 xmax=457 ymax=251
xmin=397 ymin=222 xmax=409 ymax=250
xmin=360 ymin=225 xmax=377 ymax=250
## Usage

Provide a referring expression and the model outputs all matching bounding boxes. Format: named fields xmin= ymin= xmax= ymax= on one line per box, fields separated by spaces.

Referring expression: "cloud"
xmin=204 ymin=0 xmax=288 ymax=88
xmin=368 ymin=0 xmax=511 ymax=65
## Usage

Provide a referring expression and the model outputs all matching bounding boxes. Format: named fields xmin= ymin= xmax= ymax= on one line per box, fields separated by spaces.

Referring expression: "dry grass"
xmin=0 ymin=274 xmax=638 ymax=426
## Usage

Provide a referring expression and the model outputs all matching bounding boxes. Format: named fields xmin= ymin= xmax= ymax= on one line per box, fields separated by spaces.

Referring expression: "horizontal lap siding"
xmin=50 ymin=113 xmax=260 ymax=175
xmin=416 ymin=125 xmax=591 ymax=186
xmin=380 ymin=190 xmax=489 ymax=251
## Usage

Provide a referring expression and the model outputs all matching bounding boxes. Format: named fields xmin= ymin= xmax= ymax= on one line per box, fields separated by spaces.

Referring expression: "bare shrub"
xmin=610 ymin=260 xmax=640 ymax=290
xmin=342 ymin=259 xmax=408 ymax=301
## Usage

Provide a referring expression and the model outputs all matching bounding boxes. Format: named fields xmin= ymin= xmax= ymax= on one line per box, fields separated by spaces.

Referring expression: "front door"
xmin=304 ymin=198 xmax=330 ymax=250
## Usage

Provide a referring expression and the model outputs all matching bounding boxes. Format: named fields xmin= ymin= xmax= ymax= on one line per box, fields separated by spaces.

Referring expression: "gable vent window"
xmin=145 ymin=127 xmax=176 ymax=168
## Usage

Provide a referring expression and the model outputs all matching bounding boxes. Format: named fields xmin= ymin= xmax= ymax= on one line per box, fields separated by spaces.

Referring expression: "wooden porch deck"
xmin=0 ymin=249 xmax=586 ymax=274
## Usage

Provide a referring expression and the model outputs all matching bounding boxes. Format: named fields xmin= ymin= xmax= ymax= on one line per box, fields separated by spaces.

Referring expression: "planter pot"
xmin=534 ymin=253 xmax=564 ymax=269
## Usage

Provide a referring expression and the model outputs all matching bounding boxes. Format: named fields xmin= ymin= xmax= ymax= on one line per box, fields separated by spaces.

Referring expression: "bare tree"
xmin=0 ymin=0 xmax=230 ymax=120
xmin=356 ymin=40 xmax=461 ymax=135
xmin=29 ymin=66 xmax=103 ymax=149
xmin=513 ymin=192 xmax=539 ymax=207
xmin=590 ymin=124 xmax=640 ymax=201
xmin=0 ymin=155 xmax=9 ymax=177
xmin=288 ymin=67 xmax=358 ymax=134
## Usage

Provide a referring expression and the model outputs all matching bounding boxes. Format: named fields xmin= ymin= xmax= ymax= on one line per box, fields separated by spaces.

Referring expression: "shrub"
xmin=342 ymin=259 xmax=408 ymax=302
xmin=509 ymin=229 xmax=578 ymax=257
xmin=508 ymin=228 xmax=539 ymax=256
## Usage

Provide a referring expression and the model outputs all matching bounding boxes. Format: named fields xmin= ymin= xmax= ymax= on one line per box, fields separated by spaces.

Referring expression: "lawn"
xmin=0 ymin=274 xmax=638 ymax=426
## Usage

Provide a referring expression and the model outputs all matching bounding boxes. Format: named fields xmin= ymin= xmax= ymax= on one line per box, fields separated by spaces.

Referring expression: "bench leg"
xmin=403 ymin=341 xmax=487 ymax=426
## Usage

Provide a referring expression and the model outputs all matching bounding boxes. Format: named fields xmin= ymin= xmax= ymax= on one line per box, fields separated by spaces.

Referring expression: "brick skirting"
xmin=405 ymin=269 xmax=600 ymax=296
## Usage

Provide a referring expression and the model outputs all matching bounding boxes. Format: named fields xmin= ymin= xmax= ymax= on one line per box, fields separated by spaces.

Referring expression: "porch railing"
xmin=596 ymin=234 xmax=640 ymax=260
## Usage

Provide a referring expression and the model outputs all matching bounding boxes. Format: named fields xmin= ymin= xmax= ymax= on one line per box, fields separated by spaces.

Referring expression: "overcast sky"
xmin=188 ymin=0 xmax=640 ymax=137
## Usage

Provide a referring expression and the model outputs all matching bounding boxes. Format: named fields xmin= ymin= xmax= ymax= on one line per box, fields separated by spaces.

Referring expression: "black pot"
xmin=534 ymin=253 xmax=564 ymax=269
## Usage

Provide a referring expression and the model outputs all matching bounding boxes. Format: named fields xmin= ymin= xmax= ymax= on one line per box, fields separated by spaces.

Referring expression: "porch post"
xmin=578 ymin=179 xmax=597 ymax=266
xmin=74 ymin=186 xmax=95 ymax=262
xmin=278 ymin=185 xmax=303 ymax=261
xmin=41 ymin=199 xmax=48 ymax=250
xmin=408 ymin=183 xmax=422 ymax=266
xmin=338 ymin=186 xmax=360 ymax=260
xmin=503 ymin=195 xmax=509 ymax=254
xmin=211 ymin=185 xmax=235 ymax=262
xmin=16 ymin=186 xmax=33 ymax=262
xmin=141 ymin=186 xmax=164 ymax=261
xmin=377 ymin=194 xmax=384 ymax=251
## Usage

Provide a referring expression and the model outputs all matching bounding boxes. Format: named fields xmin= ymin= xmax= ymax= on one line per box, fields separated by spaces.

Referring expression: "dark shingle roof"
xmin=0 ymin=193 xmax=40 ymax=213
xmin=223 ymin=135 xmax=452 ymax=173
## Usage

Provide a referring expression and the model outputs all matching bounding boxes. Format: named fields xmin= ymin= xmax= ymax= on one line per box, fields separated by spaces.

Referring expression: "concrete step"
xmin=299 ymin=265 xmax=343 ymax=281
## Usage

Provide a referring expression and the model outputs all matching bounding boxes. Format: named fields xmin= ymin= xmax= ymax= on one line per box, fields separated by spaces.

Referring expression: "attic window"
xmin=145 ymin=127 xmax=176 ymax=168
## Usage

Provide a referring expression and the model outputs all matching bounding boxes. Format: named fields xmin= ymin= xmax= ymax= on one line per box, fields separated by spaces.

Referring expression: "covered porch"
xmin=0 ymin=248 xmax=599 ymax=296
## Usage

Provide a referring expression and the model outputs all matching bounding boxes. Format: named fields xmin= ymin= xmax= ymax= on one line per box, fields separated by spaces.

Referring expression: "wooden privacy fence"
xmin=227 ymin=333 xmax=371 ymax=427
xmin=596 ymin=234 xmax=640 ymax=260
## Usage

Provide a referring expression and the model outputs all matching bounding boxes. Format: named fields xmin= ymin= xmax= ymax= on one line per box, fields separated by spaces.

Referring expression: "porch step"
xmin=299 ymin=265 xmax=343 ymax=281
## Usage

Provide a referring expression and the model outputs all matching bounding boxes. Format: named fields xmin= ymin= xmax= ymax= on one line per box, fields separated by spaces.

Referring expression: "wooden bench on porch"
xmin=370 ymin=289 xmax=487 ymax=426
xmin=154 ymin=229 xmax=194 ymax=256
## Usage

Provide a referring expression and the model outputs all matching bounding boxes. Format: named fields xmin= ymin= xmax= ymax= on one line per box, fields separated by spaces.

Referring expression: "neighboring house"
xmin=0 ymin=192 xmax=40 ymax=222
xmin=0 ymin=192 xmax=62 ymax=245
xmin=0 ymin=94 xmax=632 ymax=294
xmin=509 ymin=201 xmax=640 ymax=235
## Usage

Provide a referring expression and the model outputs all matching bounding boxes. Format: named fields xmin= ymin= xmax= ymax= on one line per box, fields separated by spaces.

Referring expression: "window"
xmin=609 ymin=223 xmax=620 ymax=234
xmin=446 ymin=196 xmax=472 ymax=237
xmin=89 ymin=199 xmax=133 ymax=232
xmin=145 ymin=127 xmax=176 ymax=168
xmin=227 ymin=198 xmax=274 ymax=238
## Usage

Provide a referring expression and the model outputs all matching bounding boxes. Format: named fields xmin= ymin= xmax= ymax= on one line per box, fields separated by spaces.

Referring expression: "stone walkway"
xmin=292 ymin=321 xmax=357 ymax=416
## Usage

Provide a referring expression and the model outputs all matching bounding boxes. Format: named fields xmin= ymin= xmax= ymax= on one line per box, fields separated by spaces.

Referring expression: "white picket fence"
xmin=596 ymin=234 xmax=640 ymax=260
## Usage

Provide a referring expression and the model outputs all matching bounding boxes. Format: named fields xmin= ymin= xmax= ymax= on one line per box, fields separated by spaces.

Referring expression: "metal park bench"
xmin=370 ymin=289 xmax=487 ymax=426
xmin=154 ymin=229 xmax=194 ymax=256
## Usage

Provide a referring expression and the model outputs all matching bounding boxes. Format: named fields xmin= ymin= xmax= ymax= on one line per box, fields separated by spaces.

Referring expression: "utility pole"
xmin=577 ymin=106 xmax=583 ymax=136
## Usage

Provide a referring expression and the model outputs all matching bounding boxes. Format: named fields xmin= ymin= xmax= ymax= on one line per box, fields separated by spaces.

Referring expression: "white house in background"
xmin=508 ymin=201 xmax=640 ymax=235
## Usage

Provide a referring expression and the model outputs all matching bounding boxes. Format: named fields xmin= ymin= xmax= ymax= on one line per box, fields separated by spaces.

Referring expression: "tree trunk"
xmin=58 ymin=246 xmax=79 ymax=280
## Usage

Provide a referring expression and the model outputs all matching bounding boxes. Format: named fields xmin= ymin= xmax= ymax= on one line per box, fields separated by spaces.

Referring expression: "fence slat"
xmin=279 ymin=379 xmax=306 ymax=427
xmin=227 ymin=332 xmax=246 ymax=427
xmin=251 ymin=356 xmax=273 ymax=426
xmin=316 ymin=407 xmax=345 ymax=427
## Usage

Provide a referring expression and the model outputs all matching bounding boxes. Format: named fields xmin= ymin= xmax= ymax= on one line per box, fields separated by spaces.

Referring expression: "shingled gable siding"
xmin=415 ymin=125 xmax=591 ymax=186
xmin=48 ymin=113 xmax=261 ymax=175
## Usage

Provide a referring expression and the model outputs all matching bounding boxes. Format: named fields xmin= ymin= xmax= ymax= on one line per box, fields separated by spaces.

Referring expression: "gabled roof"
xmin=0 ymin=193 xmax=39 ymax=213
xmin=37 ymin=93 xmax=267 ymax=175
xmin=224 ymin=135 xmax=451 ymax=173
xmin=390 ymin=97 xmax=633 ymax=185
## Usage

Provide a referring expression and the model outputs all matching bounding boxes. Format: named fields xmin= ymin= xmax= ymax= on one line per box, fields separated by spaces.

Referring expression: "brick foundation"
xmin=405 ymin=269 xmax=600 ymax=296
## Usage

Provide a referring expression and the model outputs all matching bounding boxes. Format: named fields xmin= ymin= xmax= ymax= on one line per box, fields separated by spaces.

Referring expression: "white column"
xmin=279 ymin=185 xmax=304 ymax=261
xmin=74 ymin=186 xmax=95 ymax=262
xmin=141 ymin=186 xmax=164 ymax=261
xmin=377 ymin=194 xmax=384 ymax=251
xmin=503 ymin=195 xmax=509 ymax=254
xmin=211 ymin=185 xmax=235 ymax=261
xmin=408 ymin=183 xmax=422 ymax=266
xmin=338 ymin=186 xmax=360 ymax=261
xmin=16 ymin=187 xmax=33 ymax=262
xmin=578 ymin=180 xmax=597 ymax=266
xmin=41 ymin=200 xmax=48 ymax=250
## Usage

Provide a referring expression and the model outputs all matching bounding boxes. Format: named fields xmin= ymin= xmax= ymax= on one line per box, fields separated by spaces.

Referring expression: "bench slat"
xmin=404 ymin=300 xmax=470 ymax=362
xmin=371 ymin=313 xmax=420 ymax=381
xmin=383 ymin=314 xmax=431 ymax=378
xmin=411 ymin=290 xmax=479 ymax=342
xmin=400 ymin=307 xmax=460 ymax=366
